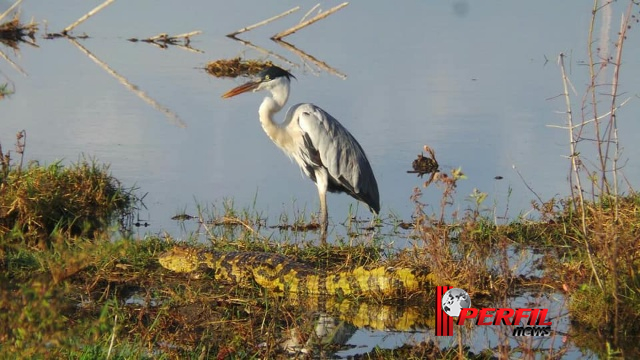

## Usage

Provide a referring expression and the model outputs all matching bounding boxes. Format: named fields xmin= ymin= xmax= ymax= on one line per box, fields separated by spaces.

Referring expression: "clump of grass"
xmin=555 ymin=196 xmax=640 ymax=334
xmin=0 ymin=135 xmax=137 ymax=246
xmin=0 ymin=160 xmax=135 ymax=244
xmin=0 ymin=82 xmax=14 ymax=100
xmin=205 ymin=57 xmax=273 ymax=78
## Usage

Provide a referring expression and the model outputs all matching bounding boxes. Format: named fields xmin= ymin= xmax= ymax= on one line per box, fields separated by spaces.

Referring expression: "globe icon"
xmin=441 ymin=288 xmax=471 ymax=317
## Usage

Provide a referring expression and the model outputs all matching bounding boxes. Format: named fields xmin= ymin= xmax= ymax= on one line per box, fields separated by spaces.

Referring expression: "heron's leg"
xmin=319 ymin=188 xmax=328 ymax=244
xmin=316 ymin=170 xmax=329 ymax=244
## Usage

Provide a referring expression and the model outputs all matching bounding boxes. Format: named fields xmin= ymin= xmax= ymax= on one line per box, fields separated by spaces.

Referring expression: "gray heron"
xmin=222 ymin=65 xmax=379 ymax=242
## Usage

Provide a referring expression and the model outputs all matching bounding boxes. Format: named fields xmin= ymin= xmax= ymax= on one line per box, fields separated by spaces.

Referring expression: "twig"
xmin=0 ymin=0 xmax=24 ymax=22
xmin=273 ymin=39 xmax=346 ymax=79
xmin=172 ymin=30 xmax=202 ymax=39
xmin=68 ymin=38 xmax=187 ymax=128
xmin=15 ymin=130 xmax=25 ymax=172
xmin=227 ymin=6 xmax=300 ymax=37
xmin=546 ymin=96 xmax=631 ymax=130
xmin=585 ymin=0 xmax=608 ymax=191
xmin=146 ymin=33 xmax=169 ymax=41
xmin=511 ymin=164 xmax=544 ymax=205
xmin=63 ymin=0 xmax=116 ymax=34
xmin=143 ymin=31 xmax=202 ymax=42
xmin=106 ymin=314 xmax=117 ymax=359
xmin=606 ymin=6 xmax=634 ymax=209
xmin=272 ymin=2 xmax=348 ymax=40
xmin=558 ymin=52 xmax=603 ymax=291
xmin=0 ymin=48 xmax=27 ymax=76
xmin=174 ymin=43 xmax=204 ymax=54
xmin=131 ymin=31 xmax=203 ymax=52
xmin=228 ymin=36 xmax=297 ymax=68
xmin=214 ymin=216 xmax=259 ymax=234
xmin=558 ymin=53 xmax=583 ymax=205
xmin=196 ymin=208 xmax=217 ymax=242
xmin=300 ymin=4 xmax=321 ymax=24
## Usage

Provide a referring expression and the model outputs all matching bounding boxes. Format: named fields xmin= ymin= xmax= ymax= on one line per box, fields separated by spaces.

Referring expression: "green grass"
xmin=0 ymin=83 xmax=14 ymax=99
xmin=0 ymin=158 xmax=138 ymax=247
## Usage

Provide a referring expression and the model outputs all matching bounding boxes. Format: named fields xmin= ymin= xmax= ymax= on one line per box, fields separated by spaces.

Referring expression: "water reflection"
xmin=68 ymin=37 xmax=187 ymax=128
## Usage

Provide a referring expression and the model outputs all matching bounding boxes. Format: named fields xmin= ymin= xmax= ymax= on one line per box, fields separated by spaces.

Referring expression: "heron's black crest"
xmin=259 ymin=66 xmax=296 ymax=82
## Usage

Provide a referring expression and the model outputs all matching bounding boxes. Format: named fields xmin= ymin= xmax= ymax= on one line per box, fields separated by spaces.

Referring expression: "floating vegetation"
xmin=0 ymin=14 xmax=37 ymax=49
xmin=407 ymin=146 xmax=448 ymax=188
xmin=205 ymin=57 xmax=273 ymax=78
xmin=128 ymin=31 xmax=202 ymax=52
xmin=42 ymin=32 xmax=89 ymax=40
xmin=171 ymin=213 xmax=196 ymax=221
xmin=408 ymin=146 xmax=439 ymax=178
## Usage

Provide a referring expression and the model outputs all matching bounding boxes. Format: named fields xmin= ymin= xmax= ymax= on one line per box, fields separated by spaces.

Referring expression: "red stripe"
xmin=436 ymin=286 xmax=442 ymax=335
xmin=436 ymin=286 xmax=453 ymax=336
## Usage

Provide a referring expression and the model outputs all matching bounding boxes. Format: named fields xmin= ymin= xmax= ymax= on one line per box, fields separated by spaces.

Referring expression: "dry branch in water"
xmin=273 ymin=39 xmax=347 ymax=79
xmin=205 ymin=58 xmax=274 ymax=78
xmin=227 ymin=6 xmax=300 ymax=37
xmin=272 ymin=2 xmax=349 ymax=40
xmin=63 ymin=0 xmax=116 ymax=34
xmin=128 ymin=31 xmax=203 ymax=52
xmin=0 ymin=0 xmax=24 ymax=23
xmin=227 ymin=36 xmax=297 ymax=68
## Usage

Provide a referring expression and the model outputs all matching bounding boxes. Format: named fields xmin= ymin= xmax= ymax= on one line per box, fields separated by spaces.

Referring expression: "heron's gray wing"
xmin=296 ymin=104 xmax=380 ymax=213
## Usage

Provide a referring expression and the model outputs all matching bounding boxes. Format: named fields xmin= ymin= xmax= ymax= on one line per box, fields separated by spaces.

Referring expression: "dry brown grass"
xmin=0 ymin=13 xmax=37 ymax=49
xmin=205 ymin=57 xmax=273 ymax=78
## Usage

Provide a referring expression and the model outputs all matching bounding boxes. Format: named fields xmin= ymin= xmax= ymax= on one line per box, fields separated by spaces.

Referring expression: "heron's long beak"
xmin=221 ymin=81 xmax=260 ymax=98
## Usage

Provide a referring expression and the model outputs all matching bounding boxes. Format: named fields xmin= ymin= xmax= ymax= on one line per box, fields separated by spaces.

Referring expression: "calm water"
xmin=2 ymin=1 xmax=639 ymax=357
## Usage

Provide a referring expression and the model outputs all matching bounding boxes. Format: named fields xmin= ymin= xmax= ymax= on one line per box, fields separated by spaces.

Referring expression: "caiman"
xmin=158 ymin=247 xmax=435 ymax=297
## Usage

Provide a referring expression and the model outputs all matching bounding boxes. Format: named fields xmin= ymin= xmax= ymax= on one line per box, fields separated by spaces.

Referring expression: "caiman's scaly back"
xmin=159 ymin=247 xmax=435 ymax=297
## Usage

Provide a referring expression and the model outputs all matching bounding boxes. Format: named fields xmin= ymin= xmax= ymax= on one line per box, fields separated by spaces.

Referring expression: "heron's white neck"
xmin=258 ymin=77 xmax=292 ymax=149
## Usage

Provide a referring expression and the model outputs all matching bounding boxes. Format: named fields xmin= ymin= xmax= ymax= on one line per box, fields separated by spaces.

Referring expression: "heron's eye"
xmin=264 ymin=75 xmax=270 ymax=81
